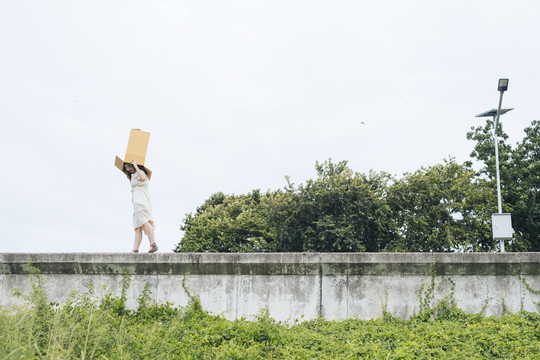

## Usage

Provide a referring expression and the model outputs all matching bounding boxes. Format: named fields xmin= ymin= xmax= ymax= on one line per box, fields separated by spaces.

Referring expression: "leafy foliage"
xmin=177 ymin=159 xmax=499 ymax=253
xmin=387 ymin=159 xmax=497 ymax=252
xmin=468 ymin=119 xmax=540 ymax=251
xmin=467 ymin=117 xmax=513 ymax=182
xmin=176 ymin=160 xmax=399 ymax=253
xmin=507 ymin=120 xmax=540 ymax=250
xmin=177 ymin=190 xmax=276 ymax=252
xmin=288 ymin=160 xmax=396 ymax=252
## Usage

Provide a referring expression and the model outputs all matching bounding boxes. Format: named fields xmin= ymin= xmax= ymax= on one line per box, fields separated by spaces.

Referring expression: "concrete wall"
xmin=1 ymin=253 xmax=539 ymax=321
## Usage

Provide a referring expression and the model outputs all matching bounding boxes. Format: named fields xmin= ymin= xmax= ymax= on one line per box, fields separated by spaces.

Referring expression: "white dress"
xmin=131 ymin=172 xmax=155 ymax=229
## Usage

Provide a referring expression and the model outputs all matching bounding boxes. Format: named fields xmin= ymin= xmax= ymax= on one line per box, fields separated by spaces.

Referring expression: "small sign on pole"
xmin=492 ymin=213 xmax=513 ymax=240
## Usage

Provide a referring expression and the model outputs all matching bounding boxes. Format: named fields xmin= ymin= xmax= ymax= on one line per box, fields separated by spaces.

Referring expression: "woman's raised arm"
xmin=131 ymin=159 xmax=147 ymax=181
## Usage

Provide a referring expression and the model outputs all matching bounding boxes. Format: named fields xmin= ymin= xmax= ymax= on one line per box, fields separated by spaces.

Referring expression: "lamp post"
xmin=475 ymin=78 xmax=513 ymax=252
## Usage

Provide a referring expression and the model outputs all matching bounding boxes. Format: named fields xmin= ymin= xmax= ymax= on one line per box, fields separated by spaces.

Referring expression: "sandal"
xmin=148 ymin=243 xmax=158 ymax=253
xmin=132 ymin=250 xmax=139 ymax=253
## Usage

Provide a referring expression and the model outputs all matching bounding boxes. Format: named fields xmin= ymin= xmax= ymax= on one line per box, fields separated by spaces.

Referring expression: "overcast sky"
xmin=1 ymin=1 xmax=539 ymax=253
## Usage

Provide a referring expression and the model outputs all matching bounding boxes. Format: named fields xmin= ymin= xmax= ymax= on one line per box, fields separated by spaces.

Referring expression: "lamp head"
xmin=498 ymin=78 xmax=509 ymax=92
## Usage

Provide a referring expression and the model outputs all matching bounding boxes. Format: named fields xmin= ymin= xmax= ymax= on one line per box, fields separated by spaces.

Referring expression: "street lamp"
xmin=475 ymin=78 xmax=514 ymax=252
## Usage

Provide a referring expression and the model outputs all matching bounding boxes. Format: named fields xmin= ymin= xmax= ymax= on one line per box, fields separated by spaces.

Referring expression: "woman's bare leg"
xmin=133 ymin=227 xmax=143 ymax=251
xmin=143 ymin=222 xmax=156 ymax=245
xmin=143 ymin=222 xmax=158 ymax=252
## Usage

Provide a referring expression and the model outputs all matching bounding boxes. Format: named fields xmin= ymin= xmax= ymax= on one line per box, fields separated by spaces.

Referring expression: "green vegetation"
xmin=175 ymin=159 xmax=496 ymax=253
xmin=2 ymin=270 xmax=540 ymax=359
xmin=3 ymin=300 xmax=540 ymax=360
xmin=176 ymin=159 xmax=495 ymax=253
xmin=176 ymin=119 xmax=540 ymax=253
xmin=468 ymin=119 xmax=540 ymax=251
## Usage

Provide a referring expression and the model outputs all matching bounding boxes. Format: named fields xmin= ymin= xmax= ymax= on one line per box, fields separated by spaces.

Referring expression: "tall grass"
xmin=1 ymin=268 xmax=539 ymax=359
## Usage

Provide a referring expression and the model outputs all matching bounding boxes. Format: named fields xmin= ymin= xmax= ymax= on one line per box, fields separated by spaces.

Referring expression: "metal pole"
xmin=493 ymin=91 xmax=505 ymax=252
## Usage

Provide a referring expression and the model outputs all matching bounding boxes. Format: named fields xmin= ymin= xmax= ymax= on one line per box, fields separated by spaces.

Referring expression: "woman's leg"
xmin=143 ymin=222 xmax=158 ymax=252
xmin=143 ymin=222 xmax=156 ymax=245
xmin=133 ymin=227 xmax=143 ymax=251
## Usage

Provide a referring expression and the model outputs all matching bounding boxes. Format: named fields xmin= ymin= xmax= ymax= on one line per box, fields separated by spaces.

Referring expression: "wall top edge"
xmin=1 ymin=252 xmax=539 ymax=264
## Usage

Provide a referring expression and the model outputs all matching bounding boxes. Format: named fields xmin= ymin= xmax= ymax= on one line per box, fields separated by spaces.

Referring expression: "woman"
xmin=123 ymin=159 xmax=158 ymax=253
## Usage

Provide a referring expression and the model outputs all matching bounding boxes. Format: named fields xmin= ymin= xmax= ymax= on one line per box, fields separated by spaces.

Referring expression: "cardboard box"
xmin=115 ymin=129 xmax=152 ymax=179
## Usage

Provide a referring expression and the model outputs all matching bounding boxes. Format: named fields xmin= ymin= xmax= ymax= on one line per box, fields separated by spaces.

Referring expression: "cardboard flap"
xmin=115 ymin=156 xmax=124 ymax=172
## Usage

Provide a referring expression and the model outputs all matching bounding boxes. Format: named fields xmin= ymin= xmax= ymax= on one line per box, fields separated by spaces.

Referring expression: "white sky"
xmin=1 ymin=1 xmax=539 ymax=253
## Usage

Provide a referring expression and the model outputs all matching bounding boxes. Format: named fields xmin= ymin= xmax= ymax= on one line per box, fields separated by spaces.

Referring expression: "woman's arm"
xmin=131 ymin=159 xmax=147 ymax=181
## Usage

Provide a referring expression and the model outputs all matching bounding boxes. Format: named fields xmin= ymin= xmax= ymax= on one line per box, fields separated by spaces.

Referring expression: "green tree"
xmin=275 ymin=160 xmax=396 ymax=252
xmin=387 ymin=159 xmax=496 ymax=252
xmin=175 ymin=190 xmax=275 ymax=252
xmin=506 ymin=120 xmax=540 ymax=251
xmin=176 ymin=160 xmax=397 ymax=253
xmin=176 ymin=159 xmax=507 ymax=253
xmin=467 ymin=119 xmax=540 ymax=251
xmin=467 ymin=118 xmax=513 ymax=183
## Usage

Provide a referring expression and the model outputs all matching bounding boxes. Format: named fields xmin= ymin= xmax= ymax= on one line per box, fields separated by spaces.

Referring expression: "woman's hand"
xmin=131 ymin=158 xmax=147 ymax=181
